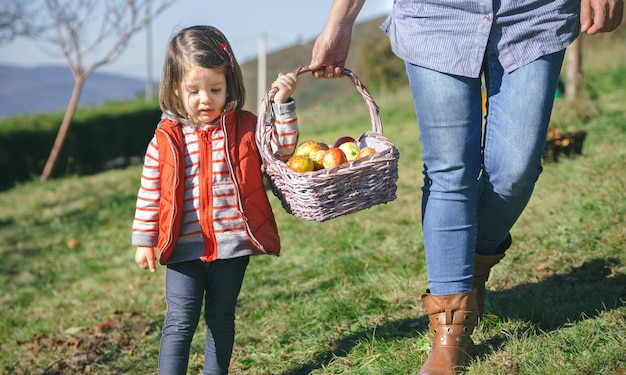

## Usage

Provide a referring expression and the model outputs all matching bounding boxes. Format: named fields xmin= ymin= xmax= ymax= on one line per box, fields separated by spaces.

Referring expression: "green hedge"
xmin=0 ymin=99 xmax=162 ymax=191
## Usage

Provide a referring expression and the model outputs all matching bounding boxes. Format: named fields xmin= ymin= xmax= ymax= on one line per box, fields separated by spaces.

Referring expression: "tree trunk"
xmin=40 ymin=76 xmax=85 ymax=182
xmin=565 ymin=37 xmax=582 ymax=101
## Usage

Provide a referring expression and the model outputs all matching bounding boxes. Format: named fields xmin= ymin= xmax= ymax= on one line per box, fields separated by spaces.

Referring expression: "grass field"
xmin=1 ymin=32 xmax=625 ymax=375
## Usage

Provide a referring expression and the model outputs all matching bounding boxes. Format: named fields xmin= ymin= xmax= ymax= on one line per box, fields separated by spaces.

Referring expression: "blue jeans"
xmin=158 ymin=257 xmax=249 ymax=375
xmin=405 ymin=47 xmax=565 ymax=295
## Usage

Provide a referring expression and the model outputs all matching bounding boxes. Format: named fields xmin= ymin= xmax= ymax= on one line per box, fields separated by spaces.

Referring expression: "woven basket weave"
xmin=256 ymin=66 xmax=400 ymax=222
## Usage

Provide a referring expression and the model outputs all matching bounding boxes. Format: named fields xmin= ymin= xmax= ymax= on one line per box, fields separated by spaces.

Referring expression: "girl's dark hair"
xmin=159 ymin=25 xmax=246 ymax=120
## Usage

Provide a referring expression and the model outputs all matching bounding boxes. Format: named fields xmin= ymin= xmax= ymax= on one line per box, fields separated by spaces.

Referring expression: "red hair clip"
xmin=220 ymin=43 xmax=235 ymax=72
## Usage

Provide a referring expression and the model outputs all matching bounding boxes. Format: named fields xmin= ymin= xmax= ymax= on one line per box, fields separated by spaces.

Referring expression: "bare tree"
xmin=40 ymin=0 xmax=174 ymax=182
xmin=565 ymin=37 xmax=583 ymax=101
xmin=0 ymin=0 xmax=47 ymax=43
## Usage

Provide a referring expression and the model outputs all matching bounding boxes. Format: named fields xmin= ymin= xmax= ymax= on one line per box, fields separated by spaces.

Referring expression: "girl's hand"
xmin=135 ymin=246 xmax=157 ymax=272
xmin=272 ymin=72 xmax=299 ymax=104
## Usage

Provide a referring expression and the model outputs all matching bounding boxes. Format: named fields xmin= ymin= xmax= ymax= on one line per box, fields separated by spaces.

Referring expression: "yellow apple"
xmin=294 ymin=140 xmax=326 ymax=158
xmin=356 ymin=146 xmax=376 ymax=159
xmin=286 ymin=156 xmax=314 ymax=173
xmin=310 ymin=149 xmax=327 ymax=170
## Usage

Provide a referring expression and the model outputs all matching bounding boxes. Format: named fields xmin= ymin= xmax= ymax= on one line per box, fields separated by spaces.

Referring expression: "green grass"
xmin=2 ymin=37 xmax=626 ymax=374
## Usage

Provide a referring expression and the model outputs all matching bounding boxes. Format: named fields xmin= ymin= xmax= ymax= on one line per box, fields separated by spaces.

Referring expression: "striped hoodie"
xmin=131 ymin=100 xmax=298 ymax=264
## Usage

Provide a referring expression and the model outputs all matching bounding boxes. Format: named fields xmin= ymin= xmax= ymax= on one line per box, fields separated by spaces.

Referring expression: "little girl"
xmin=132 ymin=25 xmax=299 ymax=374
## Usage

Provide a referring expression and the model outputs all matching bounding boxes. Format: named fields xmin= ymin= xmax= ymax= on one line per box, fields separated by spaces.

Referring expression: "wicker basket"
xmin=256 ymin=66 xmax=400 ymax=222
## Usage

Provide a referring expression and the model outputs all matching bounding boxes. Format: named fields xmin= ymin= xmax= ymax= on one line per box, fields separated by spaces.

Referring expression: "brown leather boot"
xmin=418 ymin=290 xmax=479 ymax=375
xmin=473 ymin=233 xmax=511 ymax=319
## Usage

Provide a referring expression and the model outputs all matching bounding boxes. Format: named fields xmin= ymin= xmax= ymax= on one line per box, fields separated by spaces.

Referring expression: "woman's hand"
xmin=309 ymin=22 xmax=353 ymax=79
xmin=580 ymin=0 xmax=624 ymax=34
xmin=309 ymin=0 xmax=365 ymax=78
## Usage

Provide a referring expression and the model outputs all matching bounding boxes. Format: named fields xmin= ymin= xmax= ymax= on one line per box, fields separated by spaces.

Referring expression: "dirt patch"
xmin=2 ymin=310 xmax=156 ymax=375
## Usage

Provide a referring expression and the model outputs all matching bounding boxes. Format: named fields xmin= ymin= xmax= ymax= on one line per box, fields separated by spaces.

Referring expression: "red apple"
xmin=322 ymin=148 xmax=347 ymax=169
xmin=333 ymin=136 xmax=357 ymax=148
xmin=356 ymin=146 xmax=376 ymax=159
xmin=294 ymin=140 xmax=326 ymax=158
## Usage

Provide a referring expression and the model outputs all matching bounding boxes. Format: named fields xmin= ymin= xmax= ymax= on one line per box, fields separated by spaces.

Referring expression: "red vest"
xmin=155 ymin=110 xmax=281 ymax=263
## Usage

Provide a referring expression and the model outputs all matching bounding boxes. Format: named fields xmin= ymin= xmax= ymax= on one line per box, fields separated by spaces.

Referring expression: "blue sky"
xmin=0 ymin=0 xmax=391 ymax=80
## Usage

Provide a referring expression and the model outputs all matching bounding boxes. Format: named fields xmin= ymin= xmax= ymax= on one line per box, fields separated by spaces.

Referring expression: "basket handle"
xmin=256 ymin=66 xmax=382 ymax=158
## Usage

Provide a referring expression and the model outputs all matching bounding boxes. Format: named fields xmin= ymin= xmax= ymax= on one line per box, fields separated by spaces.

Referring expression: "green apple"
xmin=338 ymin=141 xmax=359 ymax=161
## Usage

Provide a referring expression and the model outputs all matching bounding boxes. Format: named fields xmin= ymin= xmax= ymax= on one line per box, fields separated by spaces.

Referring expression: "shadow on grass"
xmin=475 ymin=257 xmax=626 ymax=358
xmin=279 ymin=315 xmax=428 ymax=375
xmin=281 ymin=257 xmax=626 ymax=374
xmin=487 ymin=257 xmax=625 ymax=329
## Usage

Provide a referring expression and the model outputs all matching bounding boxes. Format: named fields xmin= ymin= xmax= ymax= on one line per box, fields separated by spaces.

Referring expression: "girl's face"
xmin=176 ymin=64 xmax=227 ymax=126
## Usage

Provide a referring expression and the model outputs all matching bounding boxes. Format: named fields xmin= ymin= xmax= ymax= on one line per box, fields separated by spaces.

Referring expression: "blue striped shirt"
xmin=381 ymin=0 xmax=580 ymax=78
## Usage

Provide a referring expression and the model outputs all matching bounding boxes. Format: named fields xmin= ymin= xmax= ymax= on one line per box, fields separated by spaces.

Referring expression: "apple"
xmin=294 ymin=140 xmax=327 ymax=158
xmin=333 ymin=136 xmax=357 ymax=148
xmin=286 ymin=156 xmax=314 ymax=173
xmin=322 ymin=148 xmax=347 ymax=169
xmin=310 ymin=149 xmax=327 ymax=170
xmin=338 ymin=141 xmax=360 ymax=161
xmin=67 ymin=238 xmax=79 ymax=249
xmin=356 ymin=146 xmax=376 ymax=159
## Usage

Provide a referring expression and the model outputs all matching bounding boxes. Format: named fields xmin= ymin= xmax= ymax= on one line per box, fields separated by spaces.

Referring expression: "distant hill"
xmin=0 ymin=65 xmax=152 ymax=118
xmin=0 ymin=16 xmax=387 ymax=119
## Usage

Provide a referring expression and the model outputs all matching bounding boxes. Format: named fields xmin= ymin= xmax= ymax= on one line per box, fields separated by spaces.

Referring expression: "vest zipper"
xmin=198 ymin=128 xmax=217 ymax=261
